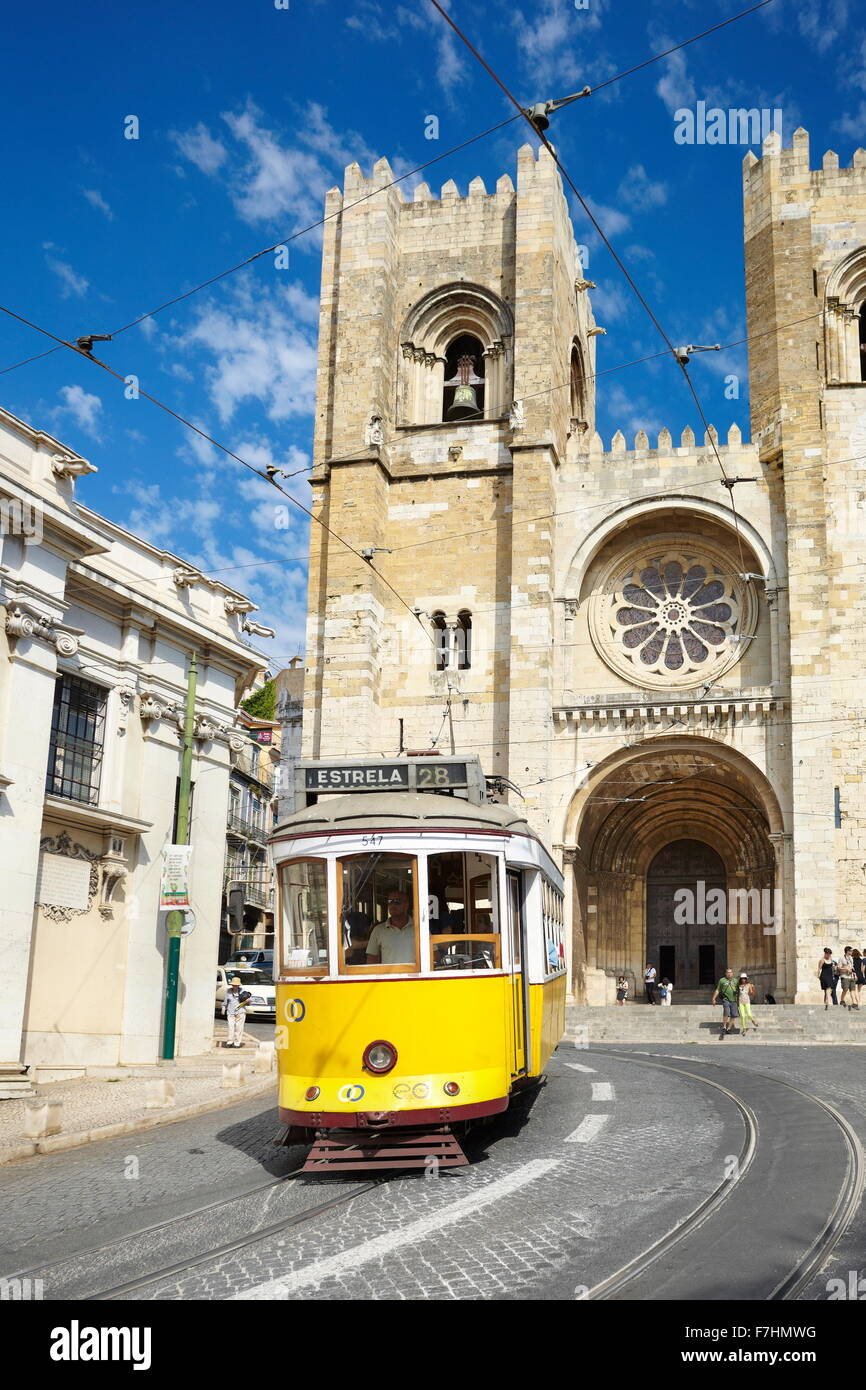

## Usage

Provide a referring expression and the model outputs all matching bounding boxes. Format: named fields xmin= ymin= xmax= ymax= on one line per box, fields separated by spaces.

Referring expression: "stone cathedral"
xmin=300 ymin=130 xmax=866 ymax=1005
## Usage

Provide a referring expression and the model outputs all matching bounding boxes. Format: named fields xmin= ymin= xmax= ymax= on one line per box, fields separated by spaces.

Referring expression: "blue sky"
xmin=0 ymin=0 xmax=862 ymax=663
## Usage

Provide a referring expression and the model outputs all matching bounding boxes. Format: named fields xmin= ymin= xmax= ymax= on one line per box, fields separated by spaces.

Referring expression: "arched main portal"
xmin=563 ymin=739 xmax=786 ymax=1005
xmin=646 ymin=839 xmax=726 ymax=991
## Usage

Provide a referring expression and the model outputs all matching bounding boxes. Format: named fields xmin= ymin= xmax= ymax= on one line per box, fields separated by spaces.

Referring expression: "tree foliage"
xmin=241 ymin=678 xmax=276 ymax=721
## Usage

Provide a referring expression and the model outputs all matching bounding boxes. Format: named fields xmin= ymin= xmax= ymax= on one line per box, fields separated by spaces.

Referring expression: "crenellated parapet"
xmin=578 ymin=422 xmax=754 ymax=462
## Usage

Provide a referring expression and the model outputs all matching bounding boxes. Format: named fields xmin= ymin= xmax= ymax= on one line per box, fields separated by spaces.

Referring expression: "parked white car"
xmin=215 ymin=966 xmax=276 ymax=1019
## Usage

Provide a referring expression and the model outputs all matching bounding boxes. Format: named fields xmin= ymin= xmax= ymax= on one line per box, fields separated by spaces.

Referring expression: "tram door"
xmin=507 ymin=871 xmax=527 ymax=1074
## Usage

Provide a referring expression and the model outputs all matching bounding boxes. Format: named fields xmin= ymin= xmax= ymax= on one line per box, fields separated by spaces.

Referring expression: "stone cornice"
xmin=553 ymin=694 xmax=787 ymax=733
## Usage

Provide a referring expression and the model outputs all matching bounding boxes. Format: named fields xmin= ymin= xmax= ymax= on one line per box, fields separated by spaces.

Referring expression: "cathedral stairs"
xmin=564 ymin=1004 xmax=866 ymax=1045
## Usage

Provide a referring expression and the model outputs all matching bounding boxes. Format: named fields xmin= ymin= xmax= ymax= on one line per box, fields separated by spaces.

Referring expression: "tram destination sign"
xmin=304 ymin=761 xmax=470 ymax=793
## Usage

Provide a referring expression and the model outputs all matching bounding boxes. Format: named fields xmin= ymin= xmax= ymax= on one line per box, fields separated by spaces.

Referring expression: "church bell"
xmin=447 ymin=384 xmax=479 ymax=420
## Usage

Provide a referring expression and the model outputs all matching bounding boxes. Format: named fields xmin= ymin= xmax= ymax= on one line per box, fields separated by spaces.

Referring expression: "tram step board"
xmin=302 ymin=1127 xmax=469 ymax=1173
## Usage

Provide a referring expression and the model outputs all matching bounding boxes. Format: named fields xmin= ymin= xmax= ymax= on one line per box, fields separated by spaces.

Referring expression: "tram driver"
xmin=365 ymin=889 xmax=416 ymax=965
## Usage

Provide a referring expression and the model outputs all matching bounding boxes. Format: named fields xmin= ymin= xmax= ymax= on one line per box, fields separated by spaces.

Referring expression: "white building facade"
xmin=0 ymin=406 xmax=266 ymax=1079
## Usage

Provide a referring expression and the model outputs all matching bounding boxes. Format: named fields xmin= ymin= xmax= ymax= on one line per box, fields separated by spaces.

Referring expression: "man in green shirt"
xmin=711 ymin=967 xmax=739 ymax=1039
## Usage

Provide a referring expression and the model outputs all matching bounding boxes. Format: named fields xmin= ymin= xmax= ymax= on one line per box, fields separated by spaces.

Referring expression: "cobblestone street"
xmin=3 ymin=1044 xmax=864 ymax=1303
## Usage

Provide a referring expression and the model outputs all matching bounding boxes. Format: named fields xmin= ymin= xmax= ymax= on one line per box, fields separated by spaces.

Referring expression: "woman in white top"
xmin=660 ymin=977 xmax=673 ymax=1006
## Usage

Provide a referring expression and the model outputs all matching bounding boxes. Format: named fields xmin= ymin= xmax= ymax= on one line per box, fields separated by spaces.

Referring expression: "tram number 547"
xmin=361 ymin=835 xmax=383 ymax=847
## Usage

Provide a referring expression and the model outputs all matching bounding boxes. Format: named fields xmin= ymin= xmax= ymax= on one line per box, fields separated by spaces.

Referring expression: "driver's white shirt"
xmin=366 ymin=917 xmax=415 ymax=965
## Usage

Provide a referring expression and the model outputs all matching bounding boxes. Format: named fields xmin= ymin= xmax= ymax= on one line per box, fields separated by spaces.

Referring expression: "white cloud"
xmin=582 ymin=196 xmax=631 ymax=239
xmin=82 ymin=188 xmax=115 ymax=221
xmin=837 ymin=101 xmax=866 ymax=139
xmin=113 ymin=470 xmax=310 ymax=657
xmin=655 ymin=49 xmax=696 ymax=117
xmin=795 ymin=0 xmax=850 ymax=54
xmin=174 ymin=281 xmax=318 ymax=425
xmin=54 ymin=385 xmax=103 ymax=438
xmin=617 ymin=165 xmax=667 ymax=213
xmin=170 ymin=121 xmax=228 ymax=176
xmin=139 ymin=316 xmax=158 ymax=340
xmin=514 ymin=0 xmax=607 ymax=88
xmin=43 ymin=244 xmax=89 ymax=299
xmin=589 ymin=281 xmax=631 ymax=325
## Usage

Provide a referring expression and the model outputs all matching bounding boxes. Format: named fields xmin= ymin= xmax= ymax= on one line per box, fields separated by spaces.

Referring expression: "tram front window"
xmin=429 ymin=851 xmax=501 ymax=971
xmin=279 ymin=859 xmax=328 ymax=975
xmin=338 ymin=852 xmax=419 ymax=973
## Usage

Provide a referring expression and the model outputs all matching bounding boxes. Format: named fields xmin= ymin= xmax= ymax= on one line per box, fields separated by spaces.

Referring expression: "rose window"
xmin=606 ymin=552 xmax=741 ymax=679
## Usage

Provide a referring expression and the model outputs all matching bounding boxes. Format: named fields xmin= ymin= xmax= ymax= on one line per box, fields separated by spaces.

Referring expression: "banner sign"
xmin=160 ymin=845 xmax=192 ymax=909
xmin=304 ymin=761 xmax=469 ymax=792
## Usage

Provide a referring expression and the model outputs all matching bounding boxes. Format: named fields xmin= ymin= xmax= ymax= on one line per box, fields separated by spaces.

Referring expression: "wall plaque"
xmin=37 ymin=853 xmax=91 ymax=911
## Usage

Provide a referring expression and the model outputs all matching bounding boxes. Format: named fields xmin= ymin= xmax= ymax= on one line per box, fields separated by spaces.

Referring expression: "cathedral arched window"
xmin=570 ymin=340 xmax=587 ymax=426
xmin=824 ymin=249 xmax=866 ymax=383
xmin=398 ymin=283 xmax=513 ymax=426
xmin=443 ymin=336 xmax=485 ymax=421
xmin=455 ymin=611 xmax=472 ymax=670
xmin=432 ymin=612 xmax=449 ymax=670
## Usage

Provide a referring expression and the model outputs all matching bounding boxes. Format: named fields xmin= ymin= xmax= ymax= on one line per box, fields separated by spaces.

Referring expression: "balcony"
xmin=226 ymin=807 xmax=269 ymax=843
xmin=224 ymin=871 xmax=274 ymax=909
xmin=231 ymin=742 xmax=275 ymax=792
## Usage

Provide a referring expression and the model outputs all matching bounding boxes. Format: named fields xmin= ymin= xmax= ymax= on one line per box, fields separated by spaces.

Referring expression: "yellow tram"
xmin=269 ymin=757 xmax=567 ymax=1170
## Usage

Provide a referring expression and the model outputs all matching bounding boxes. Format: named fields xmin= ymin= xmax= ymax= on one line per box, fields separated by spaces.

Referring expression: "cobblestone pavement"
xmin=0 ymin=1047 xmax=735 ymax=1300
xmin=0 ymin=1021 xmax=275 ymax=1164
xmin=3 ymin=1043 xmax=862 ymax=1301
xmin=610 ymin=1043 xmax=866 ymax=1303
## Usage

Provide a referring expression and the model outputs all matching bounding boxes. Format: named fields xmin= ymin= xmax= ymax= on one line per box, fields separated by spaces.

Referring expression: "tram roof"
xmin=272 ymin=792 xmax=534 ymax=838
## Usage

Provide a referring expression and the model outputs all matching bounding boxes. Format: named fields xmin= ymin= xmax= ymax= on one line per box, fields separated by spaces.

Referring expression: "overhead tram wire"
xmin=0 ymin=301 xmax=437 ymax=647
xmin=425 ymin=0 xmax=775 ymax=581
xmin=0 ymin=4 xmax=774 ymax=380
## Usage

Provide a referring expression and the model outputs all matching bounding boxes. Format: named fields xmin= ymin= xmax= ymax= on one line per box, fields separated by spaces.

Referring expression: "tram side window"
xmin=338 ymin=853 xmax=419 ymax=973
xmin=543 ymin=879 xmax=566 ymax=974
xmin=429 ymin=850 xmax=501 ymax=971
xmin=279 ymin=859 xmax=328 ymax=974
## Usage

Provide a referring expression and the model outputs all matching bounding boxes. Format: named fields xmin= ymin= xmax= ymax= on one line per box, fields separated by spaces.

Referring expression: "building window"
xmin=823 ymin=248 xmax=866 ymax=383
xmin=398 ymin=282 xmax=513 ymax=426
xmin=588 ymin=541 xmax=758 ymax=691
xmin=442 ymin=334 xmax=485 ymax=421
xmin=432 ymin=612 xmax=449 ymax=670
xmin=456 ymin=611 xmax=472 ymax=670
xmin=570 ymin=341 xmax=587 ymax=424
xmin=46 ymin=674 xmax=107 ymax=805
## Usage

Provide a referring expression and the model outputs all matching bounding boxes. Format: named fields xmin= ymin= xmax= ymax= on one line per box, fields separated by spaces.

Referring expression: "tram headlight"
xmin=305 ymin=1085 xmax=320 ymax=1101
xmin=444 ymin=1081 xmax=460 ymax=1097
xmin=363 ymin=1040 xmax=398 ymax=1074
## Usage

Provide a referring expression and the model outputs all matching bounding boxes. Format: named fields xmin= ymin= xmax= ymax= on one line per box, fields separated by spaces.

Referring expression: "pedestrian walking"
xmin=660 ymin=977 xmax=673 ymax=1006
xmin=818 ymin=947 xmax=838 ymax=1009
xmin=852 ymin=948 xmax=865 ymax=1007
xmin=615 ymin=974 xmax=629 ymax=1006
xmin=222 ymin=976 xmax=252 ymax=1047
xmin=837 ymin=948 xmax=859 ymax=1010
xmin=644 ymin=964 xmax=658 ymax=1004
xmin=737 ymin=973 xmax=758 ymax=1035
xmin=712 ymin=967 xmax=739 ymax=1039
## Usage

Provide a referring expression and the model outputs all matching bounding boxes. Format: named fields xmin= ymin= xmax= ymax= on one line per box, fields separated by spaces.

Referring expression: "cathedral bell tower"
xmin=303 ymin=143 xmax=597 ymax=818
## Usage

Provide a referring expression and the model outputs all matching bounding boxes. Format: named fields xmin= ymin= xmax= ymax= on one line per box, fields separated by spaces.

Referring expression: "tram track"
xmin=583 ymin=1049 xmax=866 ymax=1302
xmin=3 ymin=1156 xmax=382 ymax=1302
xmin=5 ymin=1050 xmax=864 ymax=1302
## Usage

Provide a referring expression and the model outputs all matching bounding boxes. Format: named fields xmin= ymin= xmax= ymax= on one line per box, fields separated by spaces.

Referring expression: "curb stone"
xmin=0 ymin=1073 xmax=278 ymax=1168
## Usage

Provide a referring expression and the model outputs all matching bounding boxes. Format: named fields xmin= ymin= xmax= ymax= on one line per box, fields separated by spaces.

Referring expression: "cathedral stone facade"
xmin=301 ymin=130 xmax=866 ymax=1005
